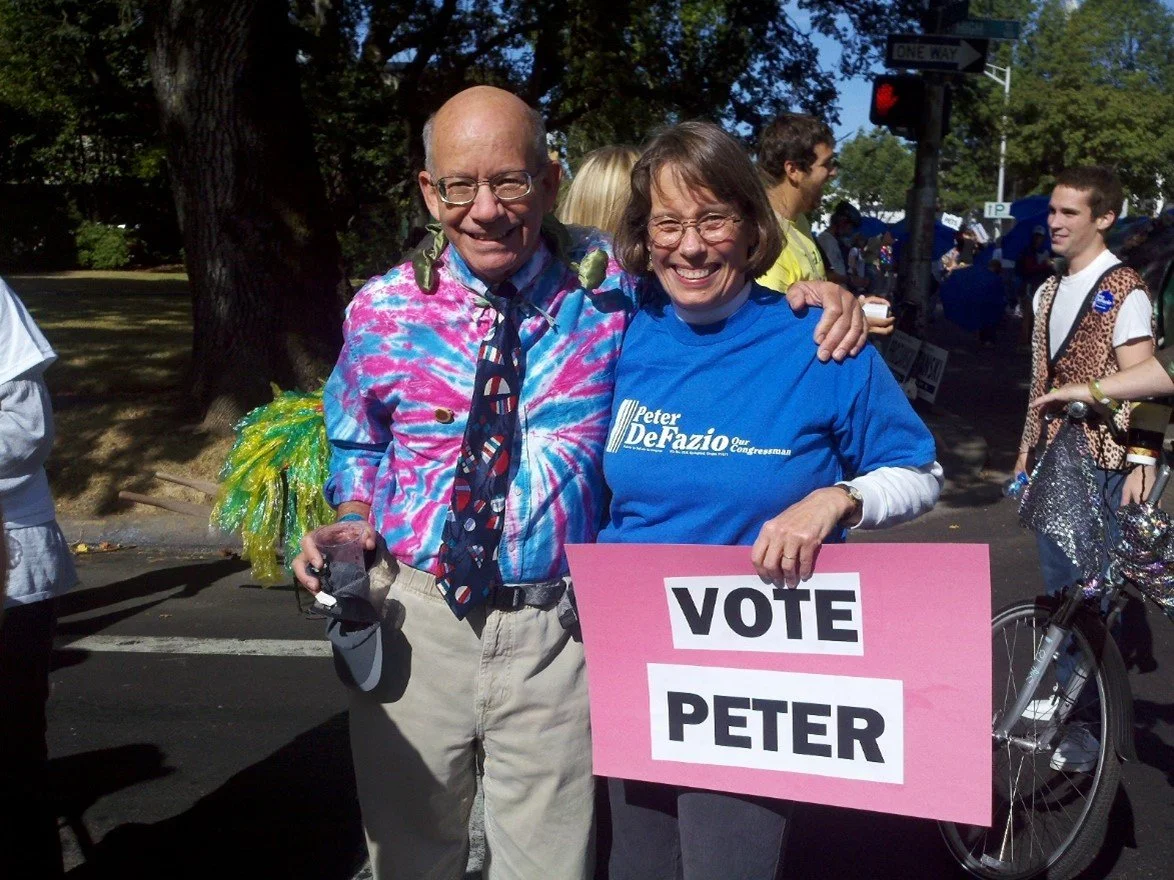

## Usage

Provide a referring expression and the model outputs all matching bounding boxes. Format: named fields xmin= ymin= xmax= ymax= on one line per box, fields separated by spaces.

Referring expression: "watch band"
xmin=834 ymin=482 xmax=864 ymax=523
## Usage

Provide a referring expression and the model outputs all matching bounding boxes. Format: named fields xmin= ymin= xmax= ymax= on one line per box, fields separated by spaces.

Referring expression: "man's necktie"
xmin=435 ymin=282 xmax=522 ymax=619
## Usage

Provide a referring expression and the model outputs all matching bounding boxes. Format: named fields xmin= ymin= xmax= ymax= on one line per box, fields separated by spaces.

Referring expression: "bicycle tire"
xmin=939 ymin=597 xmax=1122 ymax=880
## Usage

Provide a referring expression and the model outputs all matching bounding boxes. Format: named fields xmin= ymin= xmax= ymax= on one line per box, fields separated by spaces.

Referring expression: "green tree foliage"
xmin=2 ymin=0 xmax=927 ymax=275
xmin=289 ymin=0 xmax=924 ymax=271
xmin=1007 ymin=0 xmax=1174 ymax=202
xmin=941 ymin=0 xmax=1174 ymax=208
xmin=832 ymin=128 xmax=914 ymax=215
xmin=74 ymin=220 xmax=136 ymax=269
xmin=0 ymin=0 xmax=177 ymax=266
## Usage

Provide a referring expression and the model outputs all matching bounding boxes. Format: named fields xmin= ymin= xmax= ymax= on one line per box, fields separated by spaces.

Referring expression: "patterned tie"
xmin=436 ymin=282 xmax=523 ymax=619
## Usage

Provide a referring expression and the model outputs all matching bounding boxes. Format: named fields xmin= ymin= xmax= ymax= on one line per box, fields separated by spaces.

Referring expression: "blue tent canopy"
xmin=1011 ymin=195 xmax=1050 ymax=220
xmin=857 ymin=216 xmax=888 ymax=238
xmin=889 ymin=218 xmax=957 ymax=261
xmin=1000 ymin=213 xmax=1049 ymax=264
xmin=940 ymin=264 xmax=1007 ymax=332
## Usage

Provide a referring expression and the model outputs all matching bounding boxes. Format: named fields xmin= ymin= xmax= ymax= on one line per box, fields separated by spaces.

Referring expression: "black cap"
xmin=318 ymin=561 xmax=384 ymax=692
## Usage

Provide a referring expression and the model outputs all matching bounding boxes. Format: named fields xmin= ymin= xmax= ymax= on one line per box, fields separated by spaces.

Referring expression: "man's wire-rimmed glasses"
xmin=433 ymin=170 xmax=537 ymax=206
xmin=647 ymin=214 xmax=743 ymax=248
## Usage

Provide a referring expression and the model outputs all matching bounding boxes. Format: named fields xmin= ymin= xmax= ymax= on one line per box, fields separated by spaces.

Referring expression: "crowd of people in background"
xmin=553 ymin=129 xmax=1094 ymax=356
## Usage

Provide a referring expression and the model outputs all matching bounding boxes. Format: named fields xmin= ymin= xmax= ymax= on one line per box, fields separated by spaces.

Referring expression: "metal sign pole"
xmin=899 ymin=72 xmax=947 ymax=337
xmin=984 ymin=62 xmax=1013 ymax=235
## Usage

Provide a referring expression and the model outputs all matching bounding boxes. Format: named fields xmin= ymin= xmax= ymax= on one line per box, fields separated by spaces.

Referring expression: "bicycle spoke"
xmin=942 ymin=601 xmax=1119 ymax=879
xmin=1029 ymin=753 xmax=1041 ymax=863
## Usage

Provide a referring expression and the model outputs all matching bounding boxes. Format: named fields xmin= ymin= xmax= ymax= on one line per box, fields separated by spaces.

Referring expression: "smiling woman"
xmin=601 ymin=121 xmax=943 ymax=880
xmin=615 ymin=122 xmax=782 ymax=312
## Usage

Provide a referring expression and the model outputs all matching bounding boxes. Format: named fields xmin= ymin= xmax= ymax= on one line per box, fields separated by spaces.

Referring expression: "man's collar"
xmin=445 ymin=238 xmax=554 ymax=299
xmin=1064 ymin=243 xmax=1111 ymax=277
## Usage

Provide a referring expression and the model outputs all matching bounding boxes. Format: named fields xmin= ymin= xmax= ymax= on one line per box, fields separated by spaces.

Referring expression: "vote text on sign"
xmin=566 ymin=542 xmax=992 ymax=825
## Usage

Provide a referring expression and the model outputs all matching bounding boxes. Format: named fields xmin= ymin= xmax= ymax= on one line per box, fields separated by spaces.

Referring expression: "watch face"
xmin=837 ymin=483 xmax=863 ymax=509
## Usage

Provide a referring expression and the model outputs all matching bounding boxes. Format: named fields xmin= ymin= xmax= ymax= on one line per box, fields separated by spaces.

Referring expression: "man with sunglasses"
xmin=293 ymin=86 xmax=870 ymax=880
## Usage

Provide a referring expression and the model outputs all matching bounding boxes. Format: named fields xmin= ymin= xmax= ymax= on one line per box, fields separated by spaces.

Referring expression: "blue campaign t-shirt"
xmin=598 ymin=286 xmax=937 ymax=547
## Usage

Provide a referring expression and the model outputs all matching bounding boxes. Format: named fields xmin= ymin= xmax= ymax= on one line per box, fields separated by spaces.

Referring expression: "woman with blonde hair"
xmin=557 ymin=144 xmax=641 ymax=236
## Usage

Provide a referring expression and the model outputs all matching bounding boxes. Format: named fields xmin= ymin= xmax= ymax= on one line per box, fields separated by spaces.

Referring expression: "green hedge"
xmin=75 ymin=221 xmax=138 ymax=269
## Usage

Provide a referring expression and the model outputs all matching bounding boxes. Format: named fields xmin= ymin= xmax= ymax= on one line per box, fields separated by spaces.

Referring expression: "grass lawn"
xmin=8 ymin=271 xmax=234 ymax=519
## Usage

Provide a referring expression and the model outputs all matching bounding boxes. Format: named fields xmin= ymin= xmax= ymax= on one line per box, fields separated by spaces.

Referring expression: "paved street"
xmin=41 ymin=315 xmax=1174 ymax=879
xmin=47 ymin=491 xmax=1174 ymax=879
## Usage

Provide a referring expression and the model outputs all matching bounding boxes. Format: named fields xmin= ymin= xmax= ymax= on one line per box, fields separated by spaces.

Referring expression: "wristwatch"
xmin=834 ymin=482 xmax=864 ymax=525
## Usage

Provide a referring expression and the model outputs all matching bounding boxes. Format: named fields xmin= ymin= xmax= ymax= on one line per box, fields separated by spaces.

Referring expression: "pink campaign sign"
xmin=566 ymin=542 xmax=992 ymax=826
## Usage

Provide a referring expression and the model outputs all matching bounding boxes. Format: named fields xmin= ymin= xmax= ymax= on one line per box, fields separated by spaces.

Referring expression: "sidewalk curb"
xmin=58 ymin=403 xmax=992 ymax=547
xmin=60 ymin=514 xmax=241 ymax=550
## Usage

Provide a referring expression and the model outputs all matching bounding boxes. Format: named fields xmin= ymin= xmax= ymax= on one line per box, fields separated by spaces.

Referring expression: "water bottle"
xmin=1003 ymin=472 xmax=1029 ymax=499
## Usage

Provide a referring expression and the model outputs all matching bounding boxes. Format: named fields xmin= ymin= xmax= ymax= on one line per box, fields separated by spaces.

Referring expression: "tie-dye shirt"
xmin=323 ymin=228 xmax=635 ymax=582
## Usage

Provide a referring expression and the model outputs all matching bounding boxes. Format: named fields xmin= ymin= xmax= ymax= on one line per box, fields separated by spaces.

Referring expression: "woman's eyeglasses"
xmin=647 ymin=214 xmax=743 ymax=248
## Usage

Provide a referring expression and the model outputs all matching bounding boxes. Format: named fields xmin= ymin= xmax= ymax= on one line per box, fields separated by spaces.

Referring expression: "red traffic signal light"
xmin=875 ymin=82 xmax=901 ymax=116
xmin=869 ymin=75 xmax=925 ymax=135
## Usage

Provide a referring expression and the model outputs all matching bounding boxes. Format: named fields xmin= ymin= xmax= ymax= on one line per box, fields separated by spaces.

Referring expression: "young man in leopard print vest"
xmin=1017 ymin=168 xmax=1156 ymax=729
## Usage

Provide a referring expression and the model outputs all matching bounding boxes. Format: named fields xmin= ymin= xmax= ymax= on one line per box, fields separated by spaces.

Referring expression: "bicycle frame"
xmin=992 ymin=403 xmax=1172 ymax=749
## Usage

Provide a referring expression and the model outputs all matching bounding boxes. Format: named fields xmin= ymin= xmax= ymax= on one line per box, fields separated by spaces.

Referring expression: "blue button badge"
xmin=1093 ymin=290 xmax=1114 ymax=313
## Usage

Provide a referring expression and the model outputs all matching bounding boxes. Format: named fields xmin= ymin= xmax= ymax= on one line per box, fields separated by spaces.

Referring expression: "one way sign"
xmin=885 ymin=34 xmax=989 ymax=74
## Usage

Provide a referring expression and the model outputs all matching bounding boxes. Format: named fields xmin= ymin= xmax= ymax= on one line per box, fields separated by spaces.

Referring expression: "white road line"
xmin=57 ymin=635 xmax=332 ymax=657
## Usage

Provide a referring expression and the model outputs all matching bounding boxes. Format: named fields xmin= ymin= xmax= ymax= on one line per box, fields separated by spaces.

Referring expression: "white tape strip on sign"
xmin=648 ymin=663 xmax=904 ymax=784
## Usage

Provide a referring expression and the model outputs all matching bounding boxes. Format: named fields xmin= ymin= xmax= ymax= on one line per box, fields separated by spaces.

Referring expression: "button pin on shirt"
xmin=435 ymin=408 xmax=455 ymax=424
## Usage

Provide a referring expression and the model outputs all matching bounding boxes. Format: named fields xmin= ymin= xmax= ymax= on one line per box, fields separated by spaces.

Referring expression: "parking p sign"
xmin=983 ymin=201 xmax=1013 ymax=219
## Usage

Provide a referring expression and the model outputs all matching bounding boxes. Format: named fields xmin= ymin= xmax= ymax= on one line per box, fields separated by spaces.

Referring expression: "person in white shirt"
xmin=1016 ymin=169 xmax=1155 ymax=490
xmin=0 ymin=278 xmax=77 ymax=878
xmin=1015 ymin=167 xmax=1156 ymax=770
xmin=847 ymin=232 xmax=869 ymax=287
xmin=815 ymin=201 xmax=859 ymax=287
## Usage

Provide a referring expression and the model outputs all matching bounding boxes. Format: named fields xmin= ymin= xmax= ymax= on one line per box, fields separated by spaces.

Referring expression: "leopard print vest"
xmin=1021 ymin=263 xmax=1152 ymax=470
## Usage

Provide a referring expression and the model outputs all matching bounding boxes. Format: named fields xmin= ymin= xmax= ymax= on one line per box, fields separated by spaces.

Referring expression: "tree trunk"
xmin=148 ymin=0 xmax=349 ymax=431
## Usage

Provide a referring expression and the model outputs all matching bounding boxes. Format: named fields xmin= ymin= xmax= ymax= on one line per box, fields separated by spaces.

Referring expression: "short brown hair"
xmin=756 ymin=113 xmax=834 ymax=181
xmin=1055 ymin=166 xmax=1124 ymax=222
xmin=615 ymin=121 xmax=782 ymax=280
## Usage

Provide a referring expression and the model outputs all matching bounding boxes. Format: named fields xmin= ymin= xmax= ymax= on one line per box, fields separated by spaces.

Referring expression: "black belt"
xmin=486 ymin=579 xmax=567 ymax=610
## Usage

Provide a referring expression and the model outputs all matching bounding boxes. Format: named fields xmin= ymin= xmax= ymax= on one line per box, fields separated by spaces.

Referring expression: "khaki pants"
xmin=350 ymin=557 xmax=594 ymax=880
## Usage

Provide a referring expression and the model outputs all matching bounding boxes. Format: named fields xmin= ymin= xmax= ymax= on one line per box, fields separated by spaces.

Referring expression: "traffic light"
xmin=869 ymin=75 xmax=925 ymax=137
xmin=921 ymin=0 xmax=970 ymax=34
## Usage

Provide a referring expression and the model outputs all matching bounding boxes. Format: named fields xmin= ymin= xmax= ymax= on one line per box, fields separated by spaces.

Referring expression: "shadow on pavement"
xmin=1133 ymin=698 xmax=1174 ymax=786
xmin=928 ymin=312 xmax=1032 ymax=507
xmin=55 ymin=558 xmax=250 ymax=640
xmin=50 ymin=744 xmax=175 ymax=864
xmin=64 ymin=714 xmax=367 ymax=880
xmin=783 ymin=804 xmax=967 ymax=879
xmin=51 ymin=647 xmax=91 ymax=673
xmin=1073 ymin=785 xmax=1135 ymax=880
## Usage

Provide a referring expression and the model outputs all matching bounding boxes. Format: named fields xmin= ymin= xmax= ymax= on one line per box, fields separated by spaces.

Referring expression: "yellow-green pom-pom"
xmin=211 ymin=388 xmax=334 ymax=584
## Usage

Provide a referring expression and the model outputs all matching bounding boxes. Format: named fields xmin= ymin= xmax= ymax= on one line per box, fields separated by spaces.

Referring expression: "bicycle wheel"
xmin=940 ymin=598 xmax=1121 ymax=880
